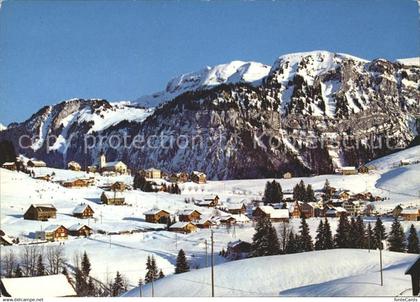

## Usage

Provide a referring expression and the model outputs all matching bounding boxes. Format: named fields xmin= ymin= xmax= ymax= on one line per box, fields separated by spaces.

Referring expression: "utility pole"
xmin=379 ymin=234 xmax=383 ymax=286
xmin=205 ymin=239 xmax=208 ymax=268
xmin=109 ymin=234 xmax=111 ymax=248
xmin=211 ymin=230 xmax=215 ymax=297
xmin=151 ymin=278 xmax=155 ymax=297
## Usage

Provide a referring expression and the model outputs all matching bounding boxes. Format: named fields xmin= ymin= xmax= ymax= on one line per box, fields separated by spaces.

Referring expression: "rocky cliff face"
xmin=1 ymin=51 xmax=419 ymax=179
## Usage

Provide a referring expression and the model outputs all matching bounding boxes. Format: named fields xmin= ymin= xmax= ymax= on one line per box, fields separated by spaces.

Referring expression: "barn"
xmin=252 ymin=206 xmax=289 ymax=222
xmin=72 ymin=204 xmax=94 ymax=219
xmin=169 ymin=222 xmax=197 ymax=234
xmin=178 ymin=209 xmax=201 ymax=222
xmin=100 ymin=191 xmax=125 ymax=205
xmin=35 ymin=225 xmax=68 ymax=242
xmin=24 ymin=204 xmax=57 ymax=221
xmin=144 ymin=209 xmax=171 ymax=224
xmin=68 ymin=224 xmax=93 ymax=237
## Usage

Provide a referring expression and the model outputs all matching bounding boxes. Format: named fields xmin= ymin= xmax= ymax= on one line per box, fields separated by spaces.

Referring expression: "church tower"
xmin=99 ymin=151 xmax=106 ymax=169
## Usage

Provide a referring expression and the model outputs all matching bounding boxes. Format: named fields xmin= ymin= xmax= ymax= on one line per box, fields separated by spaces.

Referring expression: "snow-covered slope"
xmin=367 ymin=145 xmax=420 ymax=171
xmin=135 ymin=61 xmax=271 ymax=107
xmin=396 ymin=57 xmax=420 ymax=67
xmin=123 ymin=249 xmax=418 ymax=297
xmin=0 ymin=122 xmax=6 ymax=131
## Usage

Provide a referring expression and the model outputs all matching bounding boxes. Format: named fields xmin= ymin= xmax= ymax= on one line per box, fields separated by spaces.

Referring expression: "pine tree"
xmin=373 ymin=217 xmax=386 ymax=249
xmin=348 ymin=217 xmax=358 ymax=248
xmin=111 ymin=271 xmax=124 ymax=297
xmin=285 ymin=231 xmax=298 ymax=254
xmin=75 ymin=268 xmax=87 ymax=296
xmin=305 ymin=184 xmax=315 ymax=202
xmin=407 ymin=224 xmax=419 ymax=254
xmin=175 ymin=249 xmax=190 ymax=274
xmin=314 ymin=220 xmax=324 ymax=250
xmin=81 ymin=251 xmax=91 ymax=277
xmin=334 ymin=213 xmax=350 ymax=248
xmin=323 ymin=218 xmax=334 ymax=249
xmin=251 ymin=217 xmax=280 ymax=256
xmin=87 ymin=278 xmax=96 ymax=296
xmin=36 ymin=254 xmax=45 ymax=276
xmin=323 ymin=179 xmax=332 ymax=199
xmin=299 ymin=215 xmax=313 ymax=251
xmin=158 ymin=269 xmax=165 ymax=279
xmin=263 ymin=180 xmax=283 ymax=204
xmin=354 ymin=216 xmax=366 ymax=249
xmin=388 ymin=219 xmax=406 ymax=252
xmin=145 ymin=255 xmax=159 ymax=283
xmin=293 ymin=180 xmax=306 ymax=201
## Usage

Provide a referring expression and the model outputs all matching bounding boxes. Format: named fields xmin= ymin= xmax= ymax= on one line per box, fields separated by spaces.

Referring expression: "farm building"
xmin=100 ymin=191 xmax=125 ymax=205
xmin=27 ymin=160 xmax=47 ymax=167
xmin=1 ymin=162 xmax=16 ymax=171
xmin=339 ymin=166 xmax=357 ymax=175
xmin=226 ymin=240 xmax=252 ymax=260
xmin=196 ymin=195 xmax=220 ymax=207
xmin=0 ymin=230 xmax=13 ymax=246
xmin=0 ymin=274 xmax=77 ymax=297
xmin=144 ymin=209 xmax=171 ymax=224
xmin=252 ymin=206 xmax=289 ymax=222
xmin=191 ymin=171 xmax=207 ymax=184
xmin=357 ymin=165 xmax=369 ymax=174
xmin=111 ymin=181 xmax=126 ymax=192
xmin=24 ymin=204 xmax=57 ymax=221
xmin=169 ymin=222 xmax=197 ymax=234
xmin=143 ymin=168 xmax=162 ymax=179
xmin=169 ymin=172 xmax=189 ymax=183
xmin=35 ymin=225 xmax=68 ymax=242
xmin=400 ymin=207 xmax=420 ymax=221
xmin=68 ymin=224 xmax=93 ymax=237
xmin=72 ymin=204 xmax=94 ymax=219
xmin=226 ymin=203 xmax=246 ymax=215
xmin=178 ymin=209 xmax=201 ymax=222
xmin=67 ymin=161 xmax=81 ymax=171
xmin=324 ymin=206 xmax=347 ymax=218
xmin=62 ymin=178 xmax=91 ymax=188
xmin=291 ymin=201 xmax=315 ymax=218
xmin=196 ymin=217 xmax=214 ymax=229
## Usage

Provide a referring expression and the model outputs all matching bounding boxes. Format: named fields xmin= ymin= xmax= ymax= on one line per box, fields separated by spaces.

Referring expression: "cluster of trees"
xmin=293 ymin=180 xmax=315 ymax=203
xmin=0 ymin=140 xmax=16 ymax=166
xmin=74 ymin=252 xmax=97 ymax=296
xmin=1 ymin=245 xmax=66 ymax=278
xmin=250 ymin=215 xmax=419 ymax=257
xmin=263 ymin=180 xmax=283 ymax=204
xmin=144 ymin=255 xmax=165 ymax=284
xmin=133 ymin=174 xmax=180 ymax=194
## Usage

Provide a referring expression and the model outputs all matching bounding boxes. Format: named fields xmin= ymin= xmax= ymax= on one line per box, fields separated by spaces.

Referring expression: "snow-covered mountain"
xmin=136 ymin=61 xmax=271 ymax=107
xmin=0 ymin=123 xmax=6 ymax=131
xmin=0 ymin=51 xmax=419 ymax=179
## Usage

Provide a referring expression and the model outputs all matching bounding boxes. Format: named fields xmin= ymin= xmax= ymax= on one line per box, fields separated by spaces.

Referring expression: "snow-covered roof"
xmin=102 ymin=191 xmax=125 ymax=199
xmin=169 ymin=222 xmax=194 ymax=229
xmin=0 ymin=235 xmax=13 ymax=245
xmin=256 ymin=206 xmax=289 ymax=219
xmin=43 ymin=225 xmax=65 ymax=233
xmin=145 ymin=168 xmax=161 ymax=172
xmin=197 ymin=200 xmax=214 ymax=206
xmin=178 ymin=209 xmax=201 ymax=216
xmin=334 ymin=207 xmax=347 ymax=213
xmin=68 ymin=223 xmax=91 ymax=232
xmin=401 ymin=207 xmax=419 ymax=215
xmin=103 ymin=161 xmax=126 ymax=168
xmin=227 ymin=203 xmax=245 ymax=210
xmin=197 ymin=216 xmax=214 ymax=224
xmin=1 ymin=274 xmax=77 ymax=297
xmin=341 ymin=166 xmax=356 ymax=171
xmin=2 ymin=162 xmax=15 ymax=166
xmin=72 ymin=204 xmax=91 ymax=214
xmin=231 ymin=214 xmax=250 ymax=223
xmin=31 ymin=204 xmax=56 ymax=210
xmin=192 ymin=171 xmax=206 ymax=176
xmin=144 ymin=208 xmax=169 ymax=215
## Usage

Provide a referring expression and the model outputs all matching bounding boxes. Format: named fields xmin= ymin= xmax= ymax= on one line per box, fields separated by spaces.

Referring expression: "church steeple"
xmin=99 ymin=151 xmax=106 ymax=169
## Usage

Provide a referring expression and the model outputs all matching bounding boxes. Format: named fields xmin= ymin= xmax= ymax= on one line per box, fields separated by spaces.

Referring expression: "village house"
xmin=1 ymin=162 xmax=16 ymax=171
xmin=391 ymin=205 xmax=403 ymax=218
xmin=400 ymin=159 xmax=410 ymax=166
xmin=196 ymin=195 xmax=220 ymax=207
xmin=174 ymin=172 xmax=189 ymax=183
xmin=291 ymin=201 xmax=315 ymax=218
xmin=24 ymin=204 xmax=57 ymax=221
xmin=252 ymin=206 xmax=289 ymax=222
xmin=111 ymin=181 xmax=127 ymax=192
xmin=334 ymin=190 xmax=351 ymax=201
xmin=67 ymin=161 xmax=81 ymax=171
xmin=62 ymin=178 xmax=91 ymax=188
xmin=357 ymin=165 xmax=369 ymax=174
xmin=72 ymin=204 xmax=94 ymax=219
xmin=196 ymin=217 xmax=214 ymax=229
xmin=226 ymin=203 xmax=246 ymax=215
xmin=100 ymin=191 xmax=125 ymax=205
xmin=324 ymin=206 xmax=347 ymax=218
xmin=339 ymin=166 xmax=357 ymax=175
xmin=219 ymin=215 xmax=237 ymax=226
xmin=226 ymin=240 xmax=252 ymax=260
xmin=0 ymin=230 xmax=13 ymax=246
xmin=191 ymin=171 xmax=207 ymax=184
xmin=342 ymin=200 xmax=364 ymax=216
xmin=169 ymin=222 xmax=197 ymax=234
xmin=68 ymin=224 xmax=93 ymax=237
xmin=34 ymin=174 xmax=51 ymax=181
xmin=35 ymin=225 xmax=68 ymax=242
xmin=178 ymin=209 xmax=201 ymax=222
xmin=400 ymin=207 xmax=420 ymax=221
xmin=142 ymin=168 xmax=162 ymax=179
xmin=0 ymin=274 xmax=77 ymax=297
xmin=99 ymin=153 xmax=128 ymax=174
xmin=144 ymin=209 xmax=171 ymax=224
xmin=283 ymin=172 xmax=292 ymax=179
xmin=27 ymin=159 xmax=47 ymax=168
xmin=87 ymin=165 xmax=97 ymax=173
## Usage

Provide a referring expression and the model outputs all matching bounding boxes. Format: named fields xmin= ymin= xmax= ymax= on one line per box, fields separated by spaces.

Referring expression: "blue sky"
xmin=0 ymin=0 xmax=418 ymax=124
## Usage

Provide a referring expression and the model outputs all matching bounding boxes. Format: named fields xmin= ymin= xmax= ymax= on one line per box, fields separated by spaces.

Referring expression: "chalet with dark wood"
xmin=100 ymin=191 xmax=125 ymax=205
xmin=291 ymin=201 xmax=315 ymax=218
xmin=1 ymin=162 xmax=16 ymax=171
xmin=62 ymin=178 xmax=90 ymax=188
xmin=68 ymin=224 xmax=93 ymax=237
xmin=220 ymin=216 xmax=237 ymax=225
xmin=24 ymin=204 xmax=57 ymax=221
xmin=357 ymin=165 xmax=369 ymax=174
xmin=169 ymin=222 xmax=197 ymax=234
xmin=196 ymin=217 xmax=214 ymax=229
xmin=111 ymin=181 xmax=126 ymax=192
xmin=72 ymin=204 xmax=94 ymax=219
xmin=27 ymin=159 xmax=47 ymax=167
xmin=0 ymin=230 xmax=13 ymax=246
xmin=227 ymin=203 xmax=246 ymax=215
xmin=400 ymin=207 xmax=420 ymax=221
xmin=226 ymin=240 xmax=252 ymax=260
xmin=35 ymin=225 xmax=68 ymax=242
xmin=252 ymin=206 xmax=289 ymax=222
xmin=178 ymin=209 xmax=201 ymax=222
xmin=405 ymin=256 xmax=420 ymax=296
xmin=196 ymin=195 xmax=219 ymax=207
xmin=144 ymin=209 xmax=171 ymax=224
xmin=191 ymin=171 xmax=207 ymax=184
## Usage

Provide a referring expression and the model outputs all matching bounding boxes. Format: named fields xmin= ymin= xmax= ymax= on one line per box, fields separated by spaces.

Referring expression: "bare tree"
xmin=21 ymin=245 xmax=43 ymax=276
xmin=1 ymin=251 xmax=17 ymax=277
xmin=46 ymin=245 xmax=66 ymax=274
xmin=278 ymin=222 xmax=291 ymax=252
